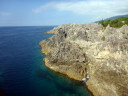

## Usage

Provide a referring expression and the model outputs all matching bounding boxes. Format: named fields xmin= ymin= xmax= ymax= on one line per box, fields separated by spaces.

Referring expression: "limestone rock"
xmin=40 ymin=23 xmax=128 ymax=96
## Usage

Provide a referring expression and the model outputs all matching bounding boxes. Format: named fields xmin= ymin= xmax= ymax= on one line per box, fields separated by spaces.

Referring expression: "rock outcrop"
xmin=39 ymin=23 xmax=128 ymax=96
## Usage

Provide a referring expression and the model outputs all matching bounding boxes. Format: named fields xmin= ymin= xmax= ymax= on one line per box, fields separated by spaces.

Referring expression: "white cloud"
xmin=0 ymin=12 xmax=11 ymax=16
xmin=32 ymin=0 xmax=128 ymax=21
xmin=32 ymin=2 xmax=57 ymax=13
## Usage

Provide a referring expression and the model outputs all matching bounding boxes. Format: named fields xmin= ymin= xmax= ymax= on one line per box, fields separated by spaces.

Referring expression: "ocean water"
xmin=0 ymin=26 xmax=91 ymax=96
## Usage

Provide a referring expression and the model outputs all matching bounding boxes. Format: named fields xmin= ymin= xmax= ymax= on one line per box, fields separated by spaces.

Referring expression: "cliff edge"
xmin=39 ymin=23 xmax=128 ymax=96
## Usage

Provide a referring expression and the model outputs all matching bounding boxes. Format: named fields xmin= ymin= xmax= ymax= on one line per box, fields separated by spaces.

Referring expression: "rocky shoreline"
xmin=40 ymin=23 xmax=128 ymax=96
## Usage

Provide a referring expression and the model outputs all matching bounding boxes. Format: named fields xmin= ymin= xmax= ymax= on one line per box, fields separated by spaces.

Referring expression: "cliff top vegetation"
xmin=99 ymin=17 xmax=128 ymax=28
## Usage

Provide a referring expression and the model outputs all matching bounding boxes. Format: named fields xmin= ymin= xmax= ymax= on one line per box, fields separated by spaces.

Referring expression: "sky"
xmin=0 ymin=0 xmax=128 ymax=26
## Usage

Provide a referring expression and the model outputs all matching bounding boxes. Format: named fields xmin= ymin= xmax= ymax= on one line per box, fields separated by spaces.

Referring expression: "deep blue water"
xmin=0 ymin=26 xmax=91 ymax=96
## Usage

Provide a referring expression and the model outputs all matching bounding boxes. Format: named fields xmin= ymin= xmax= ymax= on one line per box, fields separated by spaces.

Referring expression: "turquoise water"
xmin=0 ymin=26 xmax=91 ymax=96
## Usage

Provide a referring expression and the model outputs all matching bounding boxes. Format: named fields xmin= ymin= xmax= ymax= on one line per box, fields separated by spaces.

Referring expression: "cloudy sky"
xmin=0 ymin=0 xmax=128 ymax=26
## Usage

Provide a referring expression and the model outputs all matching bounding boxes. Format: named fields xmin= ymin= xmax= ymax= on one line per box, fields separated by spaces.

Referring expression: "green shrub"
xmin=101 ymin=36 xmax=105 ymax=41
xmin=98 ymin=17 xmax=128 ymax=28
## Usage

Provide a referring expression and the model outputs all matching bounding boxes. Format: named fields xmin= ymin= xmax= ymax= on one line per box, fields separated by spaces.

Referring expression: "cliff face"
xmin=39 ymin=23 xmax=128 ymax=96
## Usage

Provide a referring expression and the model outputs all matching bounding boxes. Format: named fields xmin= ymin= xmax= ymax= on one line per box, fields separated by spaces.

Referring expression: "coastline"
xmin=39 ymin=23 xmax=128 ymax=96
xmin=43 ymin=54 xmax=94 ymax=96
xmin=40 ymin=39 xmax=94 ymax=96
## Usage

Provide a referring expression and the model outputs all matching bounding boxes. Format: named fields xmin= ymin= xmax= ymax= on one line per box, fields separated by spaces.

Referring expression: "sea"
xmin=0 ymin=26 xmax=91 ymax=96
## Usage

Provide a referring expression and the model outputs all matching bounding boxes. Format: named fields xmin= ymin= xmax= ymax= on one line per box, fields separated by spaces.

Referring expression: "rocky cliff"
xmin=39 ymin=23 xmax=128 ymax=96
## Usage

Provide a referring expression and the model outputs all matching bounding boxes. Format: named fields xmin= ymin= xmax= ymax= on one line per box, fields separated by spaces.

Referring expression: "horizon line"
xmin=0 ymin=25 xmax=59 ymax=27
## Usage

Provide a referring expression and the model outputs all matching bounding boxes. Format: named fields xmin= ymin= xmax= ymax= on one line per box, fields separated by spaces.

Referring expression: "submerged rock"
xmin=40 ymin=23 xmax=128 ymax=96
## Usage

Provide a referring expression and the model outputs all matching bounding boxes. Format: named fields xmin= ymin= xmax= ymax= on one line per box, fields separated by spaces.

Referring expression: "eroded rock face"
xmin=39 ymin=23 xmax=128 ymax=96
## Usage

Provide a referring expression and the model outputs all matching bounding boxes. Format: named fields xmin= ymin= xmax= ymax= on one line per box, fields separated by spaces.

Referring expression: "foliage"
xmin=99 ymin=17 xmax=128 ymax=28
xmin=101 ymin=36 xmax=105 ymax=41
